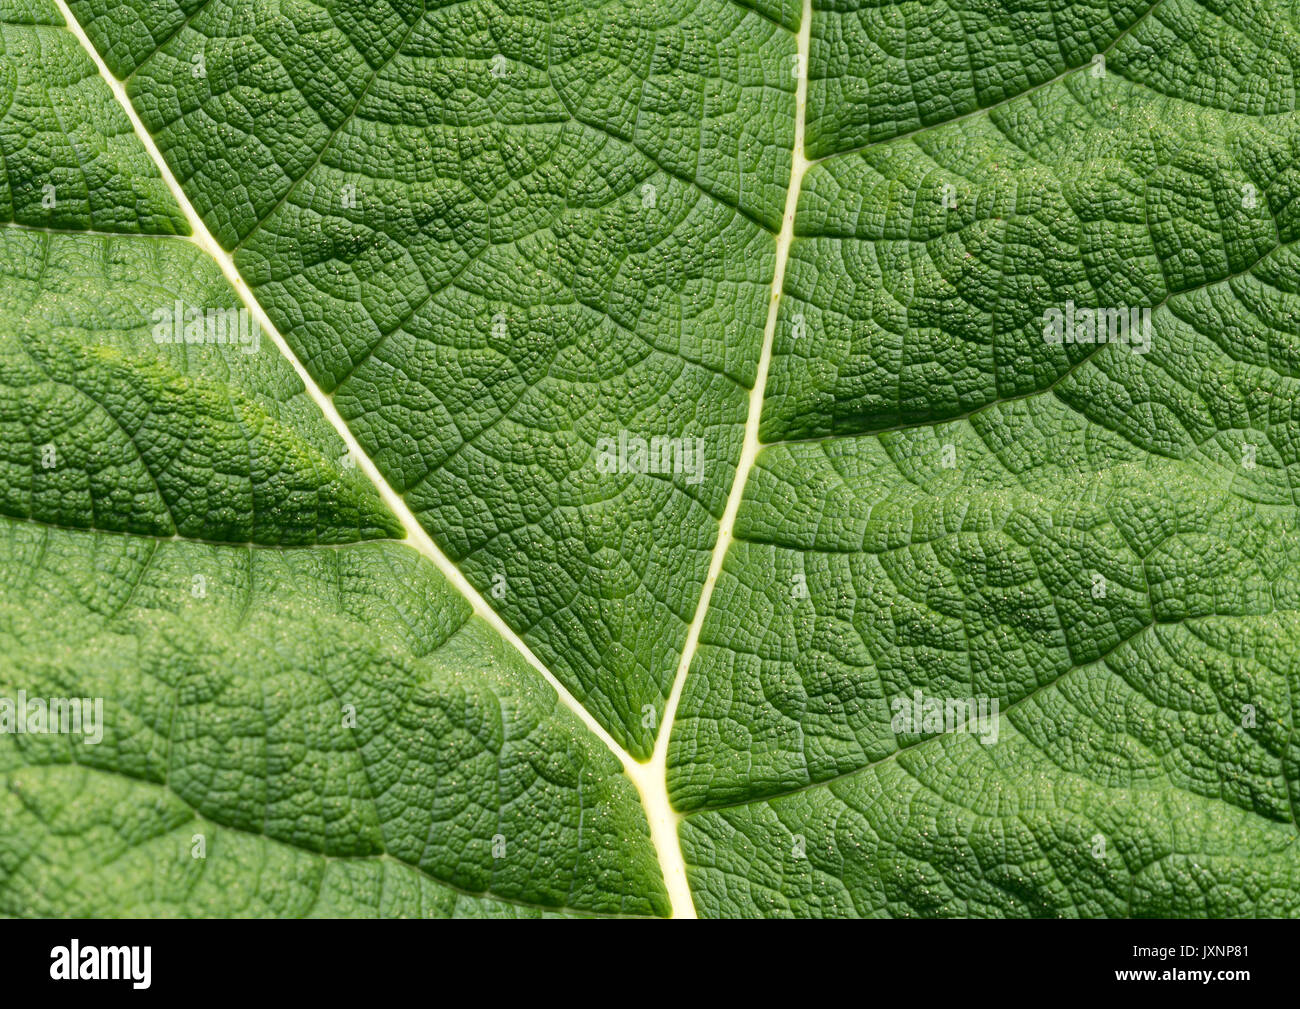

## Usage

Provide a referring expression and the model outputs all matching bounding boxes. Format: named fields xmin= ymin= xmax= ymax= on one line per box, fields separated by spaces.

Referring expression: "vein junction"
xmin=53 ymin=0 xmax=816 ymax=920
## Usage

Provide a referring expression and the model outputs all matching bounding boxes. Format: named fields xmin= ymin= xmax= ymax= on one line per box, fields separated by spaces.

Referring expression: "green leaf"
xmin=0 ymin=0 xmax=666 ymax=918
xmin=2 ymin=0 xmax=1298 ymax=917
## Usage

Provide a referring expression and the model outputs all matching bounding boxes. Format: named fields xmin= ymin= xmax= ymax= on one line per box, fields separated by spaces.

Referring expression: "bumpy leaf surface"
xmin=1 ymin=0 xmax=1298 ymax=917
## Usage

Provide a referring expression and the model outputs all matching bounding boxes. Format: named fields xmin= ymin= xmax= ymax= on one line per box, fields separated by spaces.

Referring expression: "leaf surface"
xmin=2 ymin=0 xmax=1298 ymax=917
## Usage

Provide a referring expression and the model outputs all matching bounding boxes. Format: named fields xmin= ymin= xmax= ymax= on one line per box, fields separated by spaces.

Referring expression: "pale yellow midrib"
xmin=56 ymin=0 xmax=813 ymax=920
xmin=641 ymin=0 xmax=814 ymax=919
